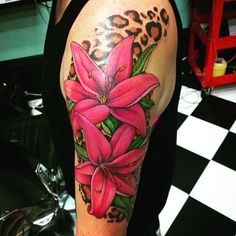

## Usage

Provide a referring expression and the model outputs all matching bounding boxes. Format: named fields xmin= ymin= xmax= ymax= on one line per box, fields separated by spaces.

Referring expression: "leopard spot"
xmin=69 ymin=63 xmax=76 ymax=78
xmin=132 ymin=42 xmax=142 ymax=58
xmin=153 ymin=7 xmax=158 ymax=12
xmin=81 ymin=185 xmax=91 ymax=203
xmin=125 ymin=27 xmax=142 ymax=37
xmin=164 ymin=29 xmax=168 ymax=37
xmin=140 ymin=33 xmax=148 ymax=46
xmin=90 ymin=49 xmax=109 ymax=62
xmin=106 ymin=33 xmax=124 ymax=47
xmin=108 ymin=15 xmax=129 ymax=29
xmin=147 ymin=10 xmax=156 ymax=20
xmin=140 ymin=12 xmax=147 ymax=19
xmin=95 ymin=26 xmax=105 ymax=36
xmin=124 ymin=10 xmax=143 ymax=25
xmin=82 ymin=40 xmax=91 ymax=53
xmin=99 ymin=23 xmax=113 ymax=31
xmin=160 ymin=8 xmax=169 ymax=25
xmin=94 ymin=39 xmax=102 ymax=47
xmin=146 ymin=21 xmax=162 ymax=42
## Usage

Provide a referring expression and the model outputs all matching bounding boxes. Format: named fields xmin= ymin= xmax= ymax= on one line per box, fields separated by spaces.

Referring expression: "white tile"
xmin=230 ymin=120 xmax=236 ymax=134
xmin=159 ymin=186 xmax=189 ymax=236
xmin=177 ymin=116 xmax=228 ymax=160
xmin=178 ymin=86 xmax=202 ymax=116
xmin=211 ymin=84 xmax=236 ymax=103
xmin=190 ymin=161 xmax=236 ymax=221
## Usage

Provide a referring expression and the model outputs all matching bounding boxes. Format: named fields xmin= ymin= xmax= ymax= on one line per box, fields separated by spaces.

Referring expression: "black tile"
xmin=177 ymin=112 xmax=188 ymax=130
xmin=181 ymin=65 xmax=202 ymax=91
xmin=166 ymin=197 xmax=236 ymax=236
xmin=213 ymin=132 xmax=236 ymax=171
xmin=192 ymin=95 xmax=236 ymax=129
xmin=172 ymin=146 xmax=209 ymax=193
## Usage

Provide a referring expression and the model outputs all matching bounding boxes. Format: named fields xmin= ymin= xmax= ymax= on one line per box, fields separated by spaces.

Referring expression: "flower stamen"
xmin=88 ymin=70 xmax=94 ymax=79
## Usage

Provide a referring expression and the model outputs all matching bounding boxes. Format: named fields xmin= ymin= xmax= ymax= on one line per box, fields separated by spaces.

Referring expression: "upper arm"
xmin=60 ymin=0 xmax=177 ymax=235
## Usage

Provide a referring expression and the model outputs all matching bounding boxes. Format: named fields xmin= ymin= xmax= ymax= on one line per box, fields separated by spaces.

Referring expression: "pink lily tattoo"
xmin=75 ymin=114 xmax=146 ymax=218
xmin=64 ymin=35 xmax=159 ymax=137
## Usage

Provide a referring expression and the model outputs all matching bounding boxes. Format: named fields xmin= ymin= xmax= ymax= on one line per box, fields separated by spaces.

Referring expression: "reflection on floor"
xmin=27 ymin=83 xmax=236 ymax=236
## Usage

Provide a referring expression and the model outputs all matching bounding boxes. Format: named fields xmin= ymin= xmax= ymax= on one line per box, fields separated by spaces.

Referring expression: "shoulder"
xmin=60 ymin=0 xmax=178 ymax=118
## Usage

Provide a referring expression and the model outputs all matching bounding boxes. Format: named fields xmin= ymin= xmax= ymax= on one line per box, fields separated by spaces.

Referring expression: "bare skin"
xmin=55 ymin=0 xmax=178 ymax=235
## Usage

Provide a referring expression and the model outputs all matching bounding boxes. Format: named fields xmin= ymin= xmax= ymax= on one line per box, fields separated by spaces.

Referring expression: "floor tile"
xmin=177 ymin=116 xmax=228 ymax=160
xmin=213 ymin=132 xmax=236 ymax=171
xmin=192 ymin=95 xmax=236 ymax=129
xmin=181 ymin=70 xmax=202 ymax=91
xmin=177 ymin=112 xmax=188 ymax=130
xmin=178 ymin=86 xmax=202 ymax=116
xmin=159 ymin=186 xmax=189 ymax=236
xmin=172 ymin=146 xmax=209 ymax=193
xmin=211 ymin=84 xmax=236 ymax=103
xmin=230 ymin=120 xmax=236 ymax=134
xmin=190 ymin=161 xmax=236 ymax=221
xmin=165 ymin=197 xmax=236 ymax=236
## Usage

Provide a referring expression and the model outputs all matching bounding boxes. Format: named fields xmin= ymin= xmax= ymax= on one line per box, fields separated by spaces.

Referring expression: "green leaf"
xmin=101 ymin=122 xmax=112 ymax=136
xmin=132 ymin=44 xmax=157 ymax=76
xmin=103 ymin=115 xmax=119 ymax=135
xmin=112 ymin=195 xmax=133 ymax=218
xmin=140 ymin=97 xmax=155 ymax=110
xmin=74 ymin=143 xmax=88 ymax=161
xmin=128 ymin=136 xmax=145 ymax=151
xmin=142 ymin=127 xmax=152 ymax=146
xmin=67 ymin=100 xmax=75 ymax=113
xmin=128 ymin=127 xmax=152 ymax=151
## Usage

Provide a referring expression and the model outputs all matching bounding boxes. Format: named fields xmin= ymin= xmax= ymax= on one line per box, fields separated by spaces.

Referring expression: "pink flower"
xmin=75 ymin=114 xmax=146 ymax=218
xmin=64 ymin=36 xmax=159 ymax=137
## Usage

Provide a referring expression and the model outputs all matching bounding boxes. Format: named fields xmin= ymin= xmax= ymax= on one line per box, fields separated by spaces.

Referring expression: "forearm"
xmin=75 ymin=182 xmax=128 ymax=236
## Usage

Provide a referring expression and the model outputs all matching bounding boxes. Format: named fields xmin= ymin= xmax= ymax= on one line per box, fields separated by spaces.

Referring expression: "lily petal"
xmin=64 ymin=80 xmax=96 ymax=102
xmin=106 ymin=36 xmax=134 ymax=84
xmin=108 ymin=73 xmax=159 ymax=108
xmin=107 ymin=147 xmax=145 ymax=175
xmin=78 ymin=114 xmax=112 ymax=165
xmin=110 ymin=124 xmax=135 ymax=160
xmin=113 ymin=174 xmax=137 ymax=196
xmin=70 ymin=100 xmax=109 ymax=136
xmin=73 ymin=99 xmax=109 ymax=125
xmin=70 ymin=110 xmax=81 ymax=137
xmin=89 ymin=168 xmax=116 ymax=218
xmin=75 ymin=161 xmax=95 ymax=185
xmin=110 ymin=104 xmax=146 ymax=136
xmin=71 ymin=41 xmax=105 ymax=95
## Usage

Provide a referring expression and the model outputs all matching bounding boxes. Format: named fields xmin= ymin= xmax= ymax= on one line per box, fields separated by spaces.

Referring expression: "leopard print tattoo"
xmin=80 ymin=7 xmax=169 ymax=66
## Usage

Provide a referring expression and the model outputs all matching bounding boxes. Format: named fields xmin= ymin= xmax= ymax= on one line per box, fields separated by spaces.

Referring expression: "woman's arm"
xmin=60 ymin=0 xmax=177 ymax=235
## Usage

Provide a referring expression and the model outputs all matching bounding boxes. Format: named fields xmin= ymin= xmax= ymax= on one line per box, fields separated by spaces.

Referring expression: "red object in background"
xmin=188 ymin=0 xmax=236 ymax=89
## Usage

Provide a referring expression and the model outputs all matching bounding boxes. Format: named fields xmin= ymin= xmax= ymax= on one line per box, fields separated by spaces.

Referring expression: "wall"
xmin=0 ymin=2 xmax=50 ymax=61
xmin=175 ymin=0 xmax=192 ymax=29
xmin=0 ymin=0 xmax=191 ymax=62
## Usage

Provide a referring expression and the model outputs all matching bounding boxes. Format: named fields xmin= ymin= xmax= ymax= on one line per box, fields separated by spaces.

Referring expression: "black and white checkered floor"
xmin=27 ymin=82 xmax=236 ymax=236
xmin=159 ymin=83 xmax=236 ymax=236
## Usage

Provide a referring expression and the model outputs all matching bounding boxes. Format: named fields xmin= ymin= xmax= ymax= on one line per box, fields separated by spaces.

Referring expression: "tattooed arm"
xmin=60 ymin=0 xmax=177 ymax=235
